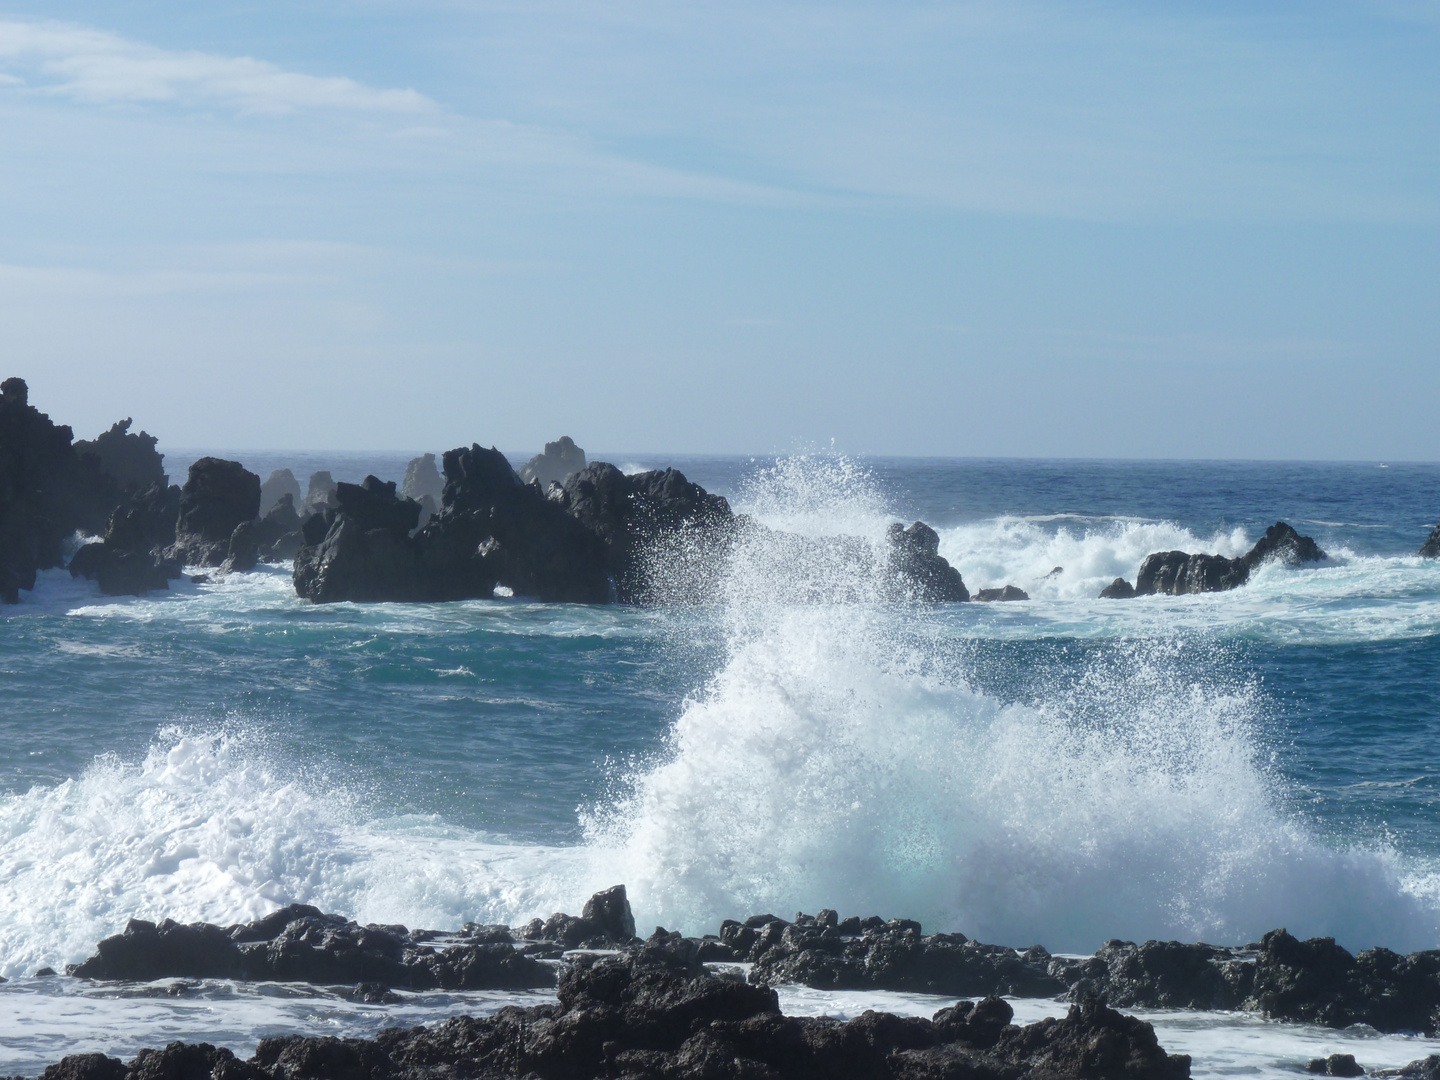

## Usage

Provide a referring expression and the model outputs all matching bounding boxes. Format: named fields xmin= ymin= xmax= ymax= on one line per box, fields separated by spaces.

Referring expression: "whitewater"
xmin=3 ymin=454 xmax=1439 ymax=1077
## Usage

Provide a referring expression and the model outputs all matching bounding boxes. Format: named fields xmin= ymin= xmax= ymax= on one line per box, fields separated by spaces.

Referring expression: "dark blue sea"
xmin=3 ymin=453 xmax=1439 ymax=1076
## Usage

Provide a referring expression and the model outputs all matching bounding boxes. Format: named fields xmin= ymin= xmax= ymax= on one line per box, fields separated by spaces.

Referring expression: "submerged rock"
xmin=519 ymin=435 xmax=586 ymax=489
xmin=1133 ymin=522 xmax=1325 ymax=596
xmin=56 ymin=927 xmax=1190 ymax=1080
xmin=973 ymin=585 xmax=1029 ymax=602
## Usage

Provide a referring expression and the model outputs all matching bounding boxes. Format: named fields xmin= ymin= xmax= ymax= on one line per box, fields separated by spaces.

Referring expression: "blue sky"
xmin=2 ymin=1 xmax=1436 ymax=457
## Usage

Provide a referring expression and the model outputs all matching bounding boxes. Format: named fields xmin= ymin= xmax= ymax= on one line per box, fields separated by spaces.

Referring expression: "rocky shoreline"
xmin=13 ymin=886 xmax=1440 ymax=1079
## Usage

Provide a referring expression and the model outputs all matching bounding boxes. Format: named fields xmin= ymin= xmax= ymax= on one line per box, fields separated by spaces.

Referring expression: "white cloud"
xmin=0 ymin=19 xmax=432 ymax=113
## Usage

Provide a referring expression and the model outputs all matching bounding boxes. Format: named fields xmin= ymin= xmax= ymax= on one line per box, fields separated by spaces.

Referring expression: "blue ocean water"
xmin=2 ymin=453 xmax=1439 ymax=1076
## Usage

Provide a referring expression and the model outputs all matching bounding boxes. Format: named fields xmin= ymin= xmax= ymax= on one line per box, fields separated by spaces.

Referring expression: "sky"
xmin=1 ymin=0 xmax=1436 ymax=458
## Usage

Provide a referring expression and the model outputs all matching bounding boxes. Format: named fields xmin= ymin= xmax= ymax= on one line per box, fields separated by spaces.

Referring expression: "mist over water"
xmin=585 ymin=457 xmax=1440 ymax=951
xmin=1 ymin=455 xmax=1439 ymax=983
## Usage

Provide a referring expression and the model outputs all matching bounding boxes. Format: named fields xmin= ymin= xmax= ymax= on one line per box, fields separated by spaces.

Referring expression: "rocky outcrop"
xmin=294 ymin=450 xmax=611 ymax=604
xmin=254 ymin=493 xmax=303 ymax=561
xmin=1132 ymin=522 xmax=1325 ymax=597
xmin=166 ymin=458 xmax=262 ymax=570
xmin=402 ymin=454 xmax=443 ymax=530
xmin=0 ymin=377 xmax=133 ymax=602
xmin=519 ymin=435 xmax=587 ymax=489
xmin=1050 ymin=928 xmax=1440 ymax=1035
xmin=1421 ymin=521 xmax=1440 ymax=559
xmin=304 ymin=471 xmax=338 ymax=514
xmin=68 ymin=482 xmax=183 ymax=596
xmin=259 ymin=469 xmax=302 ymax=518
xmin=884 ymin=522 xmax=969 ymax=602
xmin=973 ymin=585 xmax=1029 ymax=602
xmin=729 ymin=910 xmax=1062 ymax=998
xmin=73 ymin=418 xmax=166 ymax=493
xmin=1101 ymin=577 xmax=1137 ymax=599
xmin=53 ymin=927 xmax=1190 ymax=1080
xmin=552 ymin=462 xmax=735 ymax=602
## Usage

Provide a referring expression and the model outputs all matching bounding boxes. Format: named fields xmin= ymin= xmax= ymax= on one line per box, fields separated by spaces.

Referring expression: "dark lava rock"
xmin=519 ymin=436 xmax=586 ymax=489
xmin=1388 ymin=1056 xmax=1440 ymax=1078
xmin=1135 ymin=521 xmax=1326 ymax=596
xmin=74 ymin=418 xmax=166 ymax=494
xmin=254 ymin=493 xmax=303 ymax=561
xmin=69 ymin=888 xmax=640 ymax=992
xmin=1101 ymin=577 xmax=1137 ymax=599
xmin=48 ymin=937 xmax=1190 ymax=1080
xmin=973 ymin=585 xmax=1029 ymax=602
xmin=582 ymin=884 xmax=638 ymax=942
xmin=1421 ymin=522 xmax=1440 ymax=559
xmin=167 ymin=458 xmax=261 ymax=569
xmin=553 ymin=461 xmax=734 ymax=602
xmin=68 ymin=482 xmax=184 ymax=596
xmin=885 ymin=521 xmax=970 ymax=602
xmin=1308 ymin=1054 xmax=1365 ymax=1077
xmin=1052 ymin=939 xmax=1251 ymax=1011
xmin=258 ymin=469 xmax=301 ymax=518
xmin=735 ymin=910 xmax=1064 ymax=998
xmin=296 ymin=448 xmax=612 ymax=604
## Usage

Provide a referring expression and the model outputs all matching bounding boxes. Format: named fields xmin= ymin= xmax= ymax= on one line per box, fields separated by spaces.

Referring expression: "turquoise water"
xmin=2 ymin=455 xmax=1439 ymax=982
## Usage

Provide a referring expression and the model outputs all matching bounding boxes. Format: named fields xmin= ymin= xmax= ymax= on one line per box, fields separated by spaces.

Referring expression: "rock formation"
xmin=304 ymin=470 xmax=338 ymax=514
xmin=402 ymin=453 xmax=443 ymax=502
xmin=1421 ymin=520 xmax=1440 ymax=559
xmin=1100 ymin=577 xmax=1137 ymax=599
xmin=973 ymin=585 xmax=1029 ymax=602
xmin=884 ymin=521 xmax=970 ymax=602
xmin=166 ymin=458 xmax=263 ymax=570
xmin=1115 ymin=522 xmax=1326 ymax=598
xmin=259 ymin=469 xmax=302 ymax=518
xmin=73 ymin=418 xmax=166 ymax=493
xmin=519 ymin=435 xmax=586 ymax=489
xmin=0 ymin=377 xmax=134 ymax=602
xmin=56 ymin=890 xmax=1191 ymax=1080
xmin=68 ymin=482 xmax=182 ymax=596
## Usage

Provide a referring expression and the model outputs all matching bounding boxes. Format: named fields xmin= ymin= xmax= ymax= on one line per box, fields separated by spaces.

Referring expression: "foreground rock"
xmin=69 ymin=482 xmax=182 ymax=595
xmin=519 ymin=435 xmax=586 ymax=489
xmin=1114 ymin=521 xmax=1326 ymax=598
xmin=54 ymin=930 xmax=1189 ymax=1080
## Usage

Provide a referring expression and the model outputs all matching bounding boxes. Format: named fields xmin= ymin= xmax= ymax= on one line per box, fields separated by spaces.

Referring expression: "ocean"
xmin=3 ymin=453 xmax=1439 ymax=1077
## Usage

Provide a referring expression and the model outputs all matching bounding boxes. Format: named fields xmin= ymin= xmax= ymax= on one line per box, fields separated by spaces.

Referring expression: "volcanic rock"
xmin=304 ymin=471 xmax=338 ymax=514
xmin=67 ymin=482 xmax=184 ymax=596
xmin=254 ymin=493 xmax=303 ymax=561
xmin=1307 ymin=1055 xmax=1365 ymax=1077
xmin=73 ymin=418 xmax=165 ymax=493
xmin=553 ymin=461 xmax=734 ymax=602
xmin=167 ymin=458 xmax=261 ymax=569
xmin=258 ymin=469 xmax=302 ymax=518
xmin=54 ymin=932 xmax=1191 ymax=1080
xmin=519 ymin=436 xmax=587 ymax=489
xmin=885 ymin=521 xmax=970 ymax=602
xmin=1421 ymin=522 xmax=1440 ymax=559
xmin=735 ymin=910 xmax=1063 ymax=998
xmin=1101 ymin=577 xmax=1137 ymax=599
xmin=0 ymin=377 xmax=130 ymax=602
xmin=1135 ymin=522 xmax=1325 ymax=596
xmin=973 ymin=585 xmax=1029 ymax=602
xmin=402 ymin=453 xmax=443 ymax=503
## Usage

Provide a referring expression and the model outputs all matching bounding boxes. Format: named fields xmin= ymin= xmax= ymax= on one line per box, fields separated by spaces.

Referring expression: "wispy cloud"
xmin=0 ymin=19 xmax=433 ymax=113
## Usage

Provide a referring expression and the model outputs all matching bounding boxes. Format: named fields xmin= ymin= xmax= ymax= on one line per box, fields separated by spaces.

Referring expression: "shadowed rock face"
xmin=1421 ymin=520 xmax=1440 ymax=559
xmin=68 ymin=482 xmax=183 ymax=596
xmin=885 ymin=521 xmax=970 ymax=602
xmin=0 ymin=377 xmax=136 ymax=602
xmin=73 ymin=418 xmax=165 ymax=494
xmin=519 ymin=436 xmax=586 ymax=489
xmin=163 ymin=458 xmax=262 ymax=570
xmin=973 ymin=585 xmax=1029 ymax=602
xmin=1126 ymin=522 xmax=1326 ymax=597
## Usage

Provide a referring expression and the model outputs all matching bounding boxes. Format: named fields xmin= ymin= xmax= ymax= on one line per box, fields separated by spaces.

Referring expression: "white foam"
xmin=583 ymin=456 xmax=1440 ymax=953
